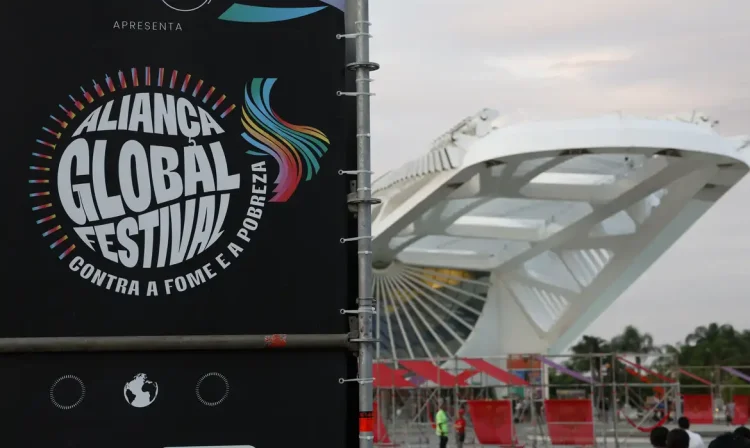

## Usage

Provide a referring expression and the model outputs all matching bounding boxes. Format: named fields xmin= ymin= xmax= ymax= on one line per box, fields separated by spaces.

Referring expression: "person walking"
xmin=435 ymin=399 xmax=449 ymax=448
xmin=454 ymin=407 xmax=466 ymax=448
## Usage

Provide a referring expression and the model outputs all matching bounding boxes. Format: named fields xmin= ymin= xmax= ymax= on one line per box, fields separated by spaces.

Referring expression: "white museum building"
xmin=368 ymin=110 xmax=750 ymax=360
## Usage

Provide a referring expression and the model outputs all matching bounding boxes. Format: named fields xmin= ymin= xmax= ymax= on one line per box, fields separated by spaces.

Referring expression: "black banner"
xmin=0 ymin=350 xmax=353 ymax=447
xmin=1 ymin=1 xmax=357 ymax=446
xmin=1 ymin=0 xmax=350 ymax=337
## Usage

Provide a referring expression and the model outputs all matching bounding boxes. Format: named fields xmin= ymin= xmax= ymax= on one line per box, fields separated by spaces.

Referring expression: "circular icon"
xmin=162 ymin=0 xmax=211 ymax=12
xmin=50 ymin=375 xmax=86 ymax=410
xmin=123 ymin=373 xmax=159 ymax=408
xmin=195 ymin=372 xmax=229 ymax=406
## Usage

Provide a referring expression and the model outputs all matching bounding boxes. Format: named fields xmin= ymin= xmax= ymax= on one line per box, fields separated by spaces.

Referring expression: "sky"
xmin=368 ymin=0 xmax=750 ymax=346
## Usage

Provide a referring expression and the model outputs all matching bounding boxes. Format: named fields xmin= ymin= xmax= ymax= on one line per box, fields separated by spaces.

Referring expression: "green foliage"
xmin=568 ymin=323 xmax=750 ymax=371
xmin=552 ymin=323 xmax=750 ymax=399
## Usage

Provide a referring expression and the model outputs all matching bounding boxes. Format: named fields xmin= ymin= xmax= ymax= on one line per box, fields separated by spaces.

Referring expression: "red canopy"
xmin=399 ymin=360 xmax=465 ymax=387
xmin=463 ymin=358 xmax=529 ymax=386
xmin=373 ymin=363 xmax=414 ymax=388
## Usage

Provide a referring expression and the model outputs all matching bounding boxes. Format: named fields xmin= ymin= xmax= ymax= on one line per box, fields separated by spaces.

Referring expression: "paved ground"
xmin=600 ymin=422 xmax=741 ymax=437
xmin=385 ymin=422 xmax=741 ymax=447
xmin=385 ymin=441 xmax=717 ymax=447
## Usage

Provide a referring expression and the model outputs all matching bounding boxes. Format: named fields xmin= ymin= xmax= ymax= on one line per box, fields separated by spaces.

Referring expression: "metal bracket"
xmin=347 ymin=197 xmax=381 ymax=213
xmin=338 ymin=377 xmax=374 ymax=385
xmin=339 ymin=169 xmax=375 ymax=175
xmin=336 ymin=32 xmax=372 ymax=39
xmin=336 ymin=20 xmax=374 ymax=41
xmin=350 ymin=338 xmax=378 ymax=344
xmin=345 ymin=312 xmax=380 ymax=353
xmin=348 ymin=197 xmax=382 ymax=206
xmin=340 ymin=307 xmax=376 ymax=315
xmin=347 ymin=316 xmax=359 ymax=352
xmin=341 ymin=167 xmax=380 ymax=211
xmin=346 ymin=61 xmax=380 ymax=72
xmin=337 ymin=90 xmax=376 ymax=97
xmin=340 ymin=236 xmax=372 ymax=243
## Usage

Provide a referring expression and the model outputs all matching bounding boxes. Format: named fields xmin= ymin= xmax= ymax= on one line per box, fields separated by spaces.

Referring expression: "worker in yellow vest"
xmin=435 ymin=399 xmax=449 ymax=448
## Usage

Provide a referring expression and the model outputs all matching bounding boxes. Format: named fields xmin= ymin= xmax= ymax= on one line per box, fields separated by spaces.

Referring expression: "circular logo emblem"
xmin=124 ymin=373 xmax=159 ymax=408
xmin=32 ymin=68 xmax=263 ymax=297
xmin=195 ymin=372 xmax=229 ymax=406
xmin=50 ymin=375 xmax=86 ymax=410
xmin=31 ymin=68 xmax=329 ymax=297
xmin=162 ymin=0 xmax=211 ymax=12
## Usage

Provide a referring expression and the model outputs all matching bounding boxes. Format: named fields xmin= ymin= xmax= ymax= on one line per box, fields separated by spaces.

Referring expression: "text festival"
xmin=58 ymin=92 xmax=266 ymax=296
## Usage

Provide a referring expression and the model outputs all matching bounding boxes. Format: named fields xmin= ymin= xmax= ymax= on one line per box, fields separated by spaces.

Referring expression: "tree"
xmin=682 ymin=323 xmax=748 ymax=366
xmin=610 ymin=325 xmax=659 ymax=366
xmin=568 ymin=335 xmax=610 ymax=374
xmin=561 ymin=323 xmax=750 ymax=400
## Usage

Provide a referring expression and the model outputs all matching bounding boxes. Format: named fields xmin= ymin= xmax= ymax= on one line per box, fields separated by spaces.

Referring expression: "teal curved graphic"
xmin=220 ymin=4 xmax=325 ymax=22
xmin=219 ymin=1 xmax=343 ymax=23
xmin=240 ymin=78 xmax=330 ymax=202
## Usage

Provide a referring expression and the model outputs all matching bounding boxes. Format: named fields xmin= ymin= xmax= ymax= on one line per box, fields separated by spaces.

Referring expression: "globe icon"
xmin=123 ymin=373 xmax=159 ymax=408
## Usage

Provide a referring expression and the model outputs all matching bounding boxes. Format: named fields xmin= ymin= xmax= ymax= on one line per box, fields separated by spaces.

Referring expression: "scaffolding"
xmin=373 ymin=353 xmax=750 ymax=447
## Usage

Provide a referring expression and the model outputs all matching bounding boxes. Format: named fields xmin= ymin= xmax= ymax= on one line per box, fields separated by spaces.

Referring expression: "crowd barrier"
xmin=467 ymin=400 xmax=517 ymax=446
xmin=734 ymin=395 xmax=749 ymax=425
xmin=544 ymin=399 xmax=595 ymax=446
xmin=682 ymin=394 xmax=714 ymax=424
xmin=373 ymin=401 xmax=397 ymax=446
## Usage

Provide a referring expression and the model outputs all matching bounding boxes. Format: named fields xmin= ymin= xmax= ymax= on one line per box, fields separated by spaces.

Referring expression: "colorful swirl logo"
xmin=240 ymin=78 xmax=329 ymax=203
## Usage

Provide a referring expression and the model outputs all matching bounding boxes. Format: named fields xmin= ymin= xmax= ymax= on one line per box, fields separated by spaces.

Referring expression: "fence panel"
xmin=544 ymin=399 xmax=595 ymax=446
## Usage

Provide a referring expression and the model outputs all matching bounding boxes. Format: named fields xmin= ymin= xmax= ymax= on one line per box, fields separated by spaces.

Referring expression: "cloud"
xmin=370 ymin=0 xmax=750 ymax=174
xmin=483 ymin=49 xmax=634 ymax=80
xmin=368 ymin=0 xmax=750 ymax=344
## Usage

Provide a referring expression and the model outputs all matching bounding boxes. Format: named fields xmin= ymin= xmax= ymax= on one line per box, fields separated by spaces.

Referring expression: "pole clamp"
xmin=340 ymin=236 xmax=373 ymax=243
xmin=350 ymin=337 xmax=379 ymax=343
xmin=340 ymin=307 xmax=377 ymax=315
xmin=336 ymin=32 xmax=372 ymax=39
xmin=338 ymin=377 xmax=374 ymax=385
xmin=337 ymin=90 xmax=375 ymax=97
xmin=348 ymin=197 xmax=382 ymax=206
xmin=346 ymin=61 xmax=380 ymax=72
xmin=339 ymin=169 xmax=374 ymax=175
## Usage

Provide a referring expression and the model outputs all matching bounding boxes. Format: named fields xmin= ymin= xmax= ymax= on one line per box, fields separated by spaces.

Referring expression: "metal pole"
xmin=0 ymin=333 xmax=352 ymax=352
xmin=611 ymin=352 xmax=620 ymax=448
xmin=598 ymin=355 xmax=608 ymax=448
xmin=589 ymin=354 xmax=600 ymax=447
xmin=674 ymin=352 xmax=682 ymax=420
xmin=350 ymin=1 xmax=377 ymax=447
xmin=530 ymin=373 xmax=539 ymax=448
xmin=454 ymin=355 xmax=459 ymax=430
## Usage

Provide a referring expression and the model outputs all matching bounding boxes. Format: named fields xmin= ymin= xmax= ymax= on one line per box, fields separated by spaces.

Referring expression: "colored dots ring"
xmin=195 ymin=372 xmax=229 ymax=406
xmin=49 ymin=375 xmax=86 ymax=410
